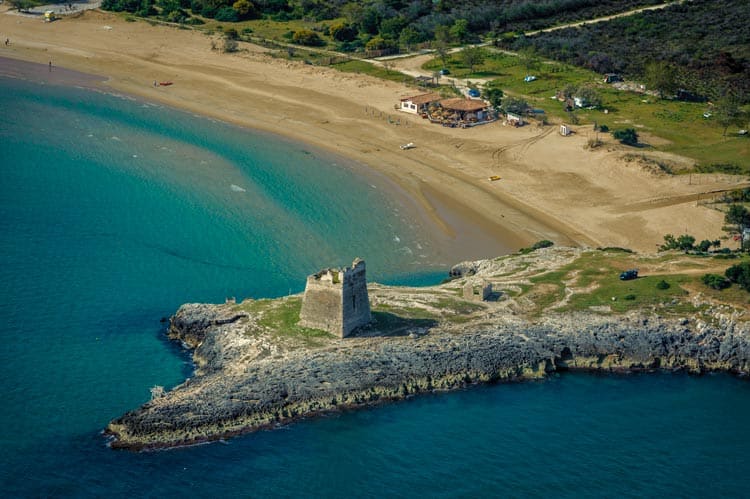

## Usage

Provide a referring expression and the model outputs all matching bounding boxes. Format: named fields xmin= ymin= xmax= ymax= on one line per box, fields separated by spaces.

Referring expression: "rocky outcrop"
xmin=107 ymin=310 xmax=750 ymax=451
xmin=105 ymin=249 xmax=750 ymax=451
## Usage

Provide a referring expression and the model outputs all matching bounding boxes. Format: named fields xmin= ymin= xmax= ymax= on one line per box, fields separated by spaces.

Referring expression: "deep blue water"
xmin=1 ymin=73 xmax=749 ymax=498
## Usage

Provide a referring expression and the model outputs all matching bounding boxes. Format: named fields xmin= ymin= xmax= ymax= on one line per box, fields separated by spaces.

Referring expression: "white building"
xmin=399 ymin=92 xmax=441 ymax=114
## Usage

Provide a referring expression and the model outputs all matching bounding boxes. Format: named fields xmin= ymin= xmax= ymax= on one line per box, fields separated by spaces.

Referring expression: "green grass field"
xmin=513 ymin=251 xmax=750 ymax=316
xmin=423 ymin=50 xmax=750 ymax=173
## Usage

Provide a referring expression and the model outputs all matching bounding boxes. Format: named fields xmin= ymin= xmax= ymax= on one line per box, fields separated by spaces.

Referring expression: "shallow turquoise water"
xmin=1 ymin=73 xmax=749 ymax=498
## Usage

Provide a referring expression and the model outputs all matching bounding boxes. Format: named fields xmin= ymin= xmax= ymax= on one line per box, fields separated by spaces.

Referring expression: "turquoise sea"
xmin=1 ymin=67 xmax=749 ymax=497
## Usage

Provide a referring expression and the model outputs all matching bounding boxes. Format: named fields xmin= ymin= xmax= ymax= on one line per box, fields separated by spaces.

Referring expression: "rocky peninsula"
xmin=106 ymin=247 xmax=750 ymax=450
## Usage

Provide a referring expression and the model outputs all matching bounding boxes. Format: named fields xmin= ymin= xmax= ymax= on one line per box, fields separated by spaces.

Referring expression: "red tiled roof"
xmin=439 ymin=97 xmax=487 ymax=112
xmin=400 ymin=92 xmax=442 ymax=105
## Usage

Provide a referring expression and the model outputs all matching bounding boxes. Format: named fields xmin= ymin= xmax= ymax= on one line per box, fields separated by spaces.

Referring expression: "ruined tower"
xmin=299 ymin=258 xmax=371 ymax=338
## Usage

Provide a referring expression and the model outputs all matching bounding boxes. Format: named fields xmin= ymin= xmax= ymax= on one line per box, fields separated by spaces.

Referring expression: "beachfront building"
xmin=399 ymin=92 xmax=441 ymax=115
xmin=438 ymin=97 xmax=490 ymax=124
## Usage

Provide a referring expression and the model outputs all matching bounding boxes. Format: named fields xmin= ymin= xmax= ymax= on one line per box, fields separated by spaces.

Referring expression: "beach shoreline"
xmin=1 ymin=8 xmax=743 ymax=255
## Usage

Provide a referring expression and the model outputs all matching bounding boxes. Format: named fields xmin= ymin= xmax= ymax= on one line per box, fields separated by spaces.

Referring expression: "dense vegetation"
xmin=504 ymin=0 xmax=750 ymax=102
xmin=101 ymin=0 xmax=663 ymax=51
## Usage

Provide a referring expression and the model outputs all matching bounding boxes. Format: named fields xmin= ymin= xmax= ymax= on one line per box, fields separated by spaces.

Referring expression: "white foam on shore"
xmin=230 ymin=184 xmax=246 ymax=192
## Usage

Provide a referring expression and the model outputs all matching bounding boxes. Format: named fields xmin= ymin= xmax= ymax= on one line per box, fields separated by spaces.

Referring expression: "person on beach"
xmin=49 ymin=61 xmax=52 ymax=71
xmin=5 ymin=38 xmax=9 ymax=46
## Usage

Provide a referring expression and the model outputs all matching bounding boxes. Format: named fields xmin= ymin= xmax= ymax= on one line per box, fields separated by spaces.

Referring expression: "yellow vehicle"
xmin=44 ymin=11 xmax=56 ymax=22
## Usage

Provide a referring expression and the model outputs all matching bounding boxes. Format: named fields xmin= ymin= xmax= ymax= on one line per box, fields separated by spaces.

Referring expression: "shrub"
xmin=725 ymin=262 xmax=750 ymax=290
xmin=613 ymin=128 xmax=639 ymax=146
xmin=531 ymin=240 xmax=554 ymax=250
xmin=599 ymin=124 xmax=609 ymax=133
xmin=624 ymin=294 xmax=636 ymax=300
xmin=702 ymin=273 xmax=731 ymax=290
xmin=293 ymin=29 xmax=324 ymax=46
xmin=598 ymin=247 xmax=633 ymax=253
xmin=223 ymin=38 xmax=239 ymax=53
xmin=215 ymin=6 xmax=239 ymax=22
xmin=656 ymin=279 xmax=671 ymax=290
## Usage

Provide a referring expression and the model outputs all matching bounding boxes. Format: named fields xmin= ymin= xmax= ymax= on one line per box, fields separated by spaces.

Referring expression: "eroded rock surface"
xmin=106 ymin=248 xmax=750 ymax=450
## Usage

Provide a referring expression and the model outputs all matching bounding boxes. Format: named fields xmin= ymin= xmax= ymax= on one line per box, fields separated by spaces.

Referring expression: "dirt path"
xmin=376 ymin=0 xmax=686 ymax=84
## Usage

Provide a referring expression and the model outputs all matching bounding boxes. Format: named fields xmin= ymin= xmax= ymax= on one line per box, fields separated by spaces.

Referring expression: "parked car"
xmin=619 ymin=269 xmax=638 ymax=280
xmin=524 ymin=75 xmax=537 ymax=82
xmin=467 ymin=88 xmax=480 ymax=98
xmin=439 ymin=68 xmax=450 ymax=75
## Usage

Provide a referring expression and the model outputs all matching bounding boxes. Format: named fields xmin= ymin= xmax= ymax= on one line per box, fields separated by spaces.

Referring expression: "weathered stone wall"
xmin=299 ymin=275 xmax=344 ymax=335
xmin=340 ymin=259 xmax=371 ymax=337
xmin=299 ymin=259 xmax=371 ymax=338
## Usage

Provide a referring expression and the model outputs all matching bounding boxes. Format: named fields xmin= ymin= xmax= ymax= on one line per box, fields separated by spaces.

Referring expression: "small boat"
xmin=489 ymin=175 xmax=502 ymax=181
xmin=400 ymin=142 xmax=415 ymax=150
xmin=159 ymin=81 xmax=173 ymax=86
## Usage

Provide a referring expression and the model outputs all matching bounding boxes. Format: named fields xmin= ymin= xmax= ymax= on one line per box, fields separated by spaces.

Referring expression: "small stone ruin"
xmin=299 ymin=258 xmax=372 ymax=338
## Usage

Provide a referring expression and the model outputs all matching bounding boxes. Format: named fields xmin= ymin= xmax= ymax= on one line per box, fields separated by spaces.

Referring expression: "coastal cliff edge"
xmin=105 ymin=247 xmax=750 ymax=450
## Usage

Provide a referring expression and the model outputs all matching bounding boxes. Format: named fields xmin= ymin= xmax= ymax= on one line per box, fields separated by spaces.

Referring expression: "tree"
xmin=330 ymin=22 xmax=357 ymax=42
xmin=676 ymin=234 xmax=696 ymax=252
xmin=726 ymin=262 xmax=750 ymax=290
xmin=232 ymin=0 xmax=256 ymax=19
xmin=461 ymin=46 xmax=485 ymax=74
xmin=576 ymin=85 xmax=602 ymax=108
xmin=399 ymin=27 xmax=420 ymax=53
xmin=503 ymin=97 xmax=528 ymax=115
xmin=561 ymin=84 xmax=577 ymax=100
xmin=697 ymin=239 xmax=712 ymax=252
xmin=379 ymin=15 xmax=407 ymax=40
xmin=644 ymin=61 xmax=678 ymax=99
xmin=365 ymin=35 xmax=393 ymax=52
xmin=449 ymin=18 xmax=469 ymax=43
xmin=659 ymin=233 xmax=695 ymax=252
xmin=215 ymin=6 xmax=239 ymax=22
xmin=519 ymin=47 xmax=540 ymax=73
xmin=714 ymin=94 xmax=743 ymax=137
xmin=613 ymin=128 xmax=639 ymax=146
xmin=483 ymin=80 xmax=504 ymax=110
xmin=433 ymin=25 xmax=450 ymax=67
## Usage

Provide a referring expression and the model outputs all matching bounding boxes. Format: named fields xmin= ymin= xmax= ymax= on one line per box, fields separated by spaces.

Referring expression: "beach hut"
xmin=439 ymin=97 xmax=489 ymax=123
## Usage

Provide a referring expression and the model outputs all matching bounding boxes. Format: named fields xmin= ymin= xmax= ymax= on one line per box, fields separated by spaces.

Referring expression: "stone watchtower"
xmin=299 ymin=258 xmax=371 ymax=338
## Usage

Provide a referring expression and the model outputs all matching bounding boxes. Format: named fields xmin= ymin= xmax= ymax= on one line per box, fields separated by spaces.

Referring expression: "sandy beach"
xmin=1 ymin=8 xmax=745 ymax=256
